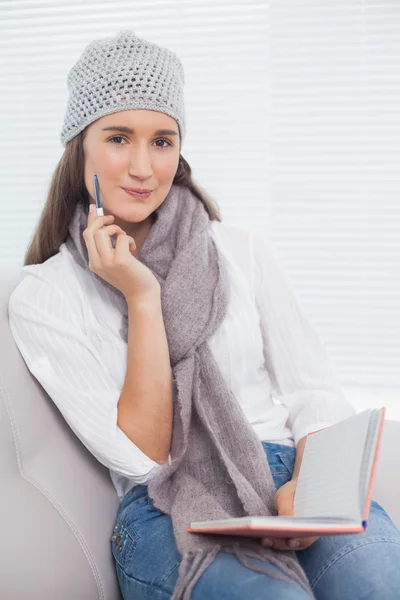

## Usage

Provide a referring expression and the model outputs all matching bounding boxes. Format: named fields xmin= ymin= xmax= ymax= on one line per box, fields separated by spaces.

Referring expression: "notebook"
xmin=188 ymin=407 xmax=386 ymax=538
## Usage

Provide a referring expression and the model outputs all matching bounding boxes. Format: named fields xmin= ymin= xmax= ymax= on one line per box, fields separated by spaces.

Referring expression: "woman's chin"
xmin=111 ymin=207 xmax=154 ymax=227
xmin=112 ymin=201 xmax=149 ymax=216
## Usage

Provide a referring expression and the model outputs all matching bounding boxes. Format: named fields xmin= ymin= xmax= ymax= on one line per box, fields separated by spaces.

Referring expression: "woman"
xmin=8 ymin=29 xmax=400 ymax=600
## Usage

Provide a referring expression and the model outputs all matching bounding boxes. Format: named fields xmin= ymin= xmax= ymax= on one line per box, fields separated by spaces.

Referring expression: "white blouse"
xmin=8 ymin=219 xmax=355 ymax=501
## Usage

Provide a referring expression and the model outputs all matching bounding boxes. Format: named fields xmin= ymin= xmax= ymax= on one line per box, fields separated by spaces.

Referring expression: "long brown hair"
xmin=24 ymin=129 xmax=222 ymax=266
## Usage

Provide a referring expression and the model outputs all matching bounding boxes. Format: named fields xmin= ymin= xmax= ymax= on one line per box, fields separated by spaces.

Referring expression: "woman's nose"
xmin=128 ymin=150 xmax=153 ymax=177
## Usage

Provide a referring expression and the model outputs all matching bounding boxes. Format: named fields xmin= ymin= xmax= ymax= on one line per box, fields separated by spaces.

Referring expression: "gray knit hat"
xmin=60 ymin=29 xmax=186 ymax=147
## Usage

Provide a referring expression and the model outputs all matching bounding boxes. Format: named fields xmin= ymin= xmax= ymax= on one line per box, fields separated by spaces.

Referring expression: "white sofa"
xmin=1 ymin=265 xmax=399 ymax=599
xmin=1 ymin=266 xmax=122 ymax=600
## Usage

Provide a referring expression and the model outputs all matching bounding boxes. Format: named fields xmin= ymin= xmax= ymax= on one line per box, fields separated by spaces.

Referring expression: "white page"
xmin=359 ymin=409 xmax=382 ymax=517
xmin=293 ymin=409 xmax=372 ymax=520
xmin=191 ymin=515 xmax=360 ymax=529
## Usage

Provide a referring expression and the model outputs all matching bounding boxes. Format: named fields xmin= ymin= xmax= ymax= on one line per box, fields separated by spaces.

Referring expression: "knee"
xmin=314 ymin=539 xmax=400 ymax=600
xmin=191 ymin=552 xmax=313 ymax=600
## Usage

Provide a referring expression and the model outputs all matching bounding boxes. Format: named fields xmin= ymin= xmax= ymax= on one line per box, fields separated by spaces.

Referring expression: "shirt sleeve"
xmin=7 ymin=275 xmax=166 ymax=483
xmin=249 ymin=230 xmax=356 ymax=446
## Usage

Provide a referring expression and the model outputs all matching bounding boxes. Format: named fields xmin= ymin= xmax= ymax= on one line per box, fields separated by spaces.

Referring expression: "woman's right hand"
xmin=83 ymin=205 xmax=161 ymax=302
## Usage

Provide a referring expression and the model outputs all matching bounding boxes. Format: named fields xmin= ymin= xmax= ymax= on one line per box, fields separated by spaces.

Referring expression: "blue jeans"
xmin=111 ymin=441 xmax=400 ymax=599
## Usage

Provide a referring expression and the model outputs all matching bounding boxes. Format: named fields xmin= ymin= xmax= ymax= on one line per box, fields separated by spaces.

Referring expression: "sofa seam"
xmin=0 ymin=372 xmax=106 ymax=600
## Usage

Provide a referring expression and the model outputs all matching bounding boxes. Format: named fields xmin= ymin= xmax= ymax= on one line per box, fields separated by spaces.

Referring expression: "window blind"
xmin=263 ymin=1 xmax=400 ymax=397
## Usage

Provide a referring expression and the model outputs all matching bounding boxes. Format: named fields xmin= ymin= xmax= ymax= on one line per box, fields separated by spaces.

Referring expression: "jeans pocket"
xmin=275 ymin=451 xmax=295 ymax=476
xmin=112 ymin=487 xmax=162 ymax=576
xmin=110 ymin=517 xmax=138 ymax=571
xmin=113 ymin=494 xmax=181 ymax=590
xmin=271 ymin=451 xmax=296 ymax=490
xmin=265 ymin=447 xmax=296 ymax=490
xmin=271 ymin=472 xmax=291 ymax=490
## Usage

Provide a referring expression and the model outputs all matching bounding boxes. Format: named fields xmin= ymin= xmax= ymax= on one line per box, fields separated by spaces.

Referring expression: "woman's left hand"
xmin=260 ymin=476 xmax=320 ymax=551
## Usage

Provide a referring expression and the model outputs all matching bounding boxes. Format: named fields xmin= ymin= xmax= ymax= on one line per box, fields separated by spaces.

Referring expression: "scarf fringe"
xmin=227 ymin=544 xmax=315 ymax=598
xmin=171 ymin=544 xmax=315 ymax=600
xmin=171 ymin=547 xmax=221 ymax=600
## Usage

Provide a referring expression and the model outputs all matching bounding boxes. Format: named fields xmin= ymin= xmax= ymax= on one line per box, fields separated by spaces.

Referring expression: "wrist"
xmin=126 ymin=289 xmax=161 ymax=309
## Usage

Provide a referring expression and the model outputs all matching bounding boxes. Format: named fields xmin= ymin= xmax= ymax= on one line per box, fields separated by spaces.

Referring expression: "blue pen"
xmin=93 ymin=174 xmax=104 ymax=216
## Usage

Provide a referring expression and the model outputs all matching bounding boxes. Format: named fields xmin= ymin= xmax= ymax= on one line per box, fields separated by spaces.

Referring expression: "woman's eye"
xmin=109 ymin=136 xmax=126 ymax=144
xmin=154 ymin=138 xmax=172 ymax=148
xmin=109 ymin=136 xmax=172 ymax=148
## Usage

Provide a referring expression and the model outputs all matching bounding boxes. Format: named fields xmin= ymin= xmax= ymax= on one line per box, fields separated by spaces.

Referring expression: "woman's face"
xmin=83 ymin=108 xmax=180 ymax=238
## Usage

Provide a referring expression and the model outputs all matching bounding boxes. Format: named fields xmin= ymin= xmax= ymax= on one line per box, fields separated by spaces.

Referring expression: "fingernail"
xmin=89 ymin=204 xmax=94 ymax=213
xmin=289 ymin=539 xmax=300 ymax=548
xmin=261 ymin=538 xmax=273 ymax=547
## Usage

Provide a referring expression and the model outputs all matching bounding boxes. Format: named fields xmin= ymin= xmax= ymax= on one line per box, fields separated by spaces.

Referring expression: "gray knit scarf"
xmin=65 ymin=183 xmax=315 ymax=600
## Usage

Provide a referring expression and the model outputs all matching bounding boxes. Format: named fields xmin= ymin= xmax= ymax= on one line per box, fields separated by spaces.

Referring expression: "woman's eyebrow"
xmin=101 ymin=126 xmax=178 ymax=136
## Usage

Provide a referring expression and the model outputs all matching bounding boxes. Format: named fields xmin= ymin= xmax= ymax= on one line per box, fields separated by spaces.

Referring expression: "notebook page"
xmin=359 ymin=409 xmax=382 ymax=515
xmin=188 ymin=515 xmax=363 ymax=538
xmin=293 ymin=409 xmax=372 ymax=520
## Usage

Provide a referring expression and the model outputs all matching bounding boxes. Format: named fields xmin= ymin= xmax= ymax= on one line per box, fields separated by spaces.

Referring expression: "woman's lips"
xmin=121 ymin=187 xmax=152 ymax=199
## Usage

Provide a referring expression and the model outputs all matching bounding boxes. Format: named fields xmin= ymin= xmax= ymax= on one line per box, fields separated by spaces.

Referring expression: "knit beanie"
xmin=60 ymin=29 xmax=186 ymax=147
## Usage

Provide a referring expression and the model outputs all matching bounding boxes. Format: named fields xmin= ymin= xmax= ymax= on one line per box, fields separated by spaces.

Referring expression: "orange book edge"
xmin=187 ymin=408 xmax=386 ymax=538
xmin=361 ymin=406 xmax=386 ymax=527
